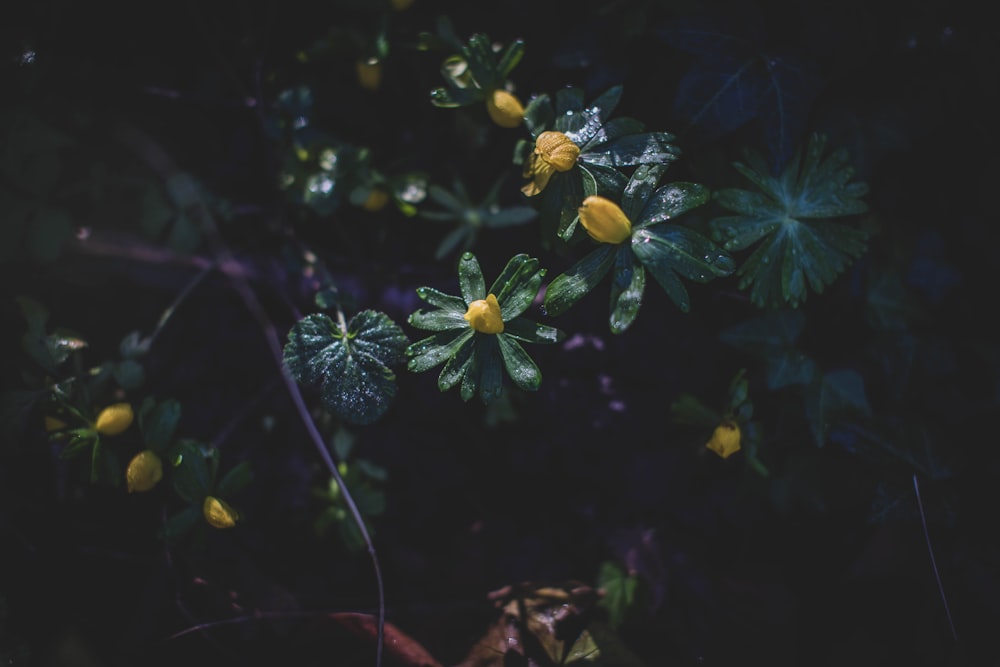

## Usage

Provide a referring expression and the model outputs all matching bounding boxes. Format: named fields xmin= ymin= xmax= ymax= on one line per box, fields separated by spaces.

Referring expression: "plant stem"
xmin=912 ymin=473 xmax=958 ymax=642
xmin=115 ymin=122 xmax=386 ymax=667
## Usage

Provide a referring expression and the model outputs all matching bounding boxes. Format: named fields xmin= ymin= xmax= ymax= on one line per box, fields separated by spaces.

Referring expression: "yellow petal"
xmin=534 ymin=131 xmax=579 ymax=172
xmin=486 ymin=89 xmax=524 ymax=128
xmin=705 ymin=421 xmax=741 ymax=459
xmin=95 ymin=403 xmax=134 ymax=436
xmin=126 ymin=450 xmax=163 ymax=493
xmin=356 ymin=58 xmax=382 ymax=91
xmin=463 ymin=293 xmax=504 ymax=334
xmin=203 ymin=496 xmax=239 ymax=529
xmin=578 ymin=196 xmax=632 ymax=244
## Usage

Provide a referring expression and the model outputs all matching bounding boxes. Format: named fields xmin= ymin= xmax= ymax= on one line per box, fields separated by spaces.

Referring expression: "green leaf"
xmin=216 ymin=461 xmax=254 ymax=497
xmin=497 ymin=334 xmax=542 ymax=392
xmin=596 ymin=561 xmax=637 ymax=629
xmin=719 ymin=311 xmax=818 ymax=389
xmin=709 ymin=133 xmax=869 ymax=308
xmin=621 ymin=164 xmax=668 ymax=221
xmin=407 ymin=329 xmax=473 ymax=372
xmin=543 ymin=245 xmax=617 ymax=317
xmin=496 ymin=39 xmax=525 ymax=78
xmin=637 ymin=182 xmax=712 ymax=227
xmin=582 ymin=133 xmax=681 ymax=168
xmin=414 ymin=286 xmax=467 ymax=313
xmin=458 ymin=252 xmax=485 ymax=303
xmin=523 ymin=94 xmax=554 ymax=137
xmin=502 ymin=318 xmax=564 ymax=345
xmin=437 ymin=337 xmax=477 ymax=390
xmin=491 ymin=254 xmax=543 ymax=320
xmin=284 ymin=311 xmax=408 ymax=424
xmin=474 ymin=335 xmax=504 ymax=404
xmin=804 ymin=369 xmax=872 ymax=447
xmin=608 ymin=251 xmax=646 ymax=333
xmin=139 ymin=397 xmax=182 ymax=452
xmin=408 ymin=307 xmax=468 ymax=332
xmin=170 ymin=440 xmax=213 ymax=504
xmin=162 ymin=505 xmax=202 ymax=539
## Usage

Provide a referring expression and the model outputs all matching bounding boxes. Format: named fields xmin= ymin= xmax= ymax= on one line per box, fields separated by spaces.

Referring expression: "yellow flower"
xmin=203 ymin=496 xmax=239 ymax=529
xmin=578 ymin=196 xmax=632 ymax=244
xmin=464 ymin=293 xmax=504 ymax=334
xmin=362 ymin=187 xmax=389 ymax=211
xmin=95 ymin=403 xmax=134 ymax=436
xmin=126 ymin=450 xmax=163 ymax=493
xmin=356 ymin=57 xmax=383 ymax=91
xmin=705 ymin=421 xmax=741 ymax=459
xmin=486 ymin=89 xmax=524 ymax=128
xmin=521 ymin=131 xmax=580 ymax=197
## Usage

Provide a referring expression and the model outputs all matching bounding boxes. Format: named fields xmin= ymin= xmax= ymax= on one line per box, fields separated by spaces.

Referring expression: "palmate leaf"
xmin=284 ymin=310 xmax=409 ymax=425
xmin=709 ymin=133 xmax=869 ymax=308
xmin=804 ymin=368 xmax=872 ymax=447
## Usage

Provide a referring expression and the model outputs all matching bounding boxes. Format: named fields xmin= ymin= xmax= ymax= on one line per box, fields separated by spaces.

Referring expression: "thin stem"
xmin=912 ymin=473 xmax=958 ymax=642
xmin=115 ymin=123 xmax=385 ymax=667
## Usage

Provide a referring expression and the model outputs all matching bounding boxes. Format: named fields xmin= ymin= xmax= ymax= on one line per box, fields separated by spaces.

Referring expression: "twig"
xmin=912 ymin=473 xmax=958 ymax=642
xmin=115 ymin=122 xmax=386 ymax=666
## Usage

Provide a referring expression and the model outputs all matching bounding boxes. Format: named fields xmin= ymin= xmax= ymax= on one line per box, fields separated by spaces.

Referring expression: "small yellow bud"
xmin=486 ymin=89 xmax=524 ymax=128
xmin=203 ymin=496 xmax=239 ymax=529
xmin=521 ymin=131 xmax=580 ymax=196
xmin=578 ymin=196 xmax=632 ymax=244
xmin=463 ymin=293 xmax=504 ymax=334
xmin=705 ymin=421 xmax=741 ymax=459
xmin=362 ymin=187 xmax=389 ymax=211
xmin=95 ymin=403 xmax=134 ymax=436
xmin=391 ymin=0 xmax=414 ymax=10
xmin=126 ymin=450 xmax=163 ymax=493
xmin=356 ymin=58 xmax=383 ymax=91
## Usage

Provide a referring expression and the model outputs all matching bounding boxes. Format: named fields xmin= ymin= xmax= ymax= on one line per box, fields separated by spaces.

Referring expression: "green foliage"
xmin=419 ymin=174 xmax=537 ymax=259
xmin=426 ymin=21 xmax=525 ymax=109
xmin=543 ymin=165 xmax=733 ymax=332
xmin=312 ymin=427 xmax=387 ymax=552
xmin=406 ymin=252 xmax=564 ymax=403
xmin=515 ymin=85 xmax=681 ymax=245
xmin=283 ymin=309 xmax=410 ymax=424
xmin=596 ymin=561 xmax=638 ymax=630
xmin=709 ymin=133 xmax=870 ymax=308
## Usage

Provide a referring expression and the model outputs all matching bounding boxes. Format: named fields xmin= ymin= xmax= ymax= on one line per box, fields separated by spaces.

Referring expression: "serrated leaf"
xmin=710 ymin=134 xmax=868 ymax=308
xmin=284 ymin=310 xmax=408 ymax=425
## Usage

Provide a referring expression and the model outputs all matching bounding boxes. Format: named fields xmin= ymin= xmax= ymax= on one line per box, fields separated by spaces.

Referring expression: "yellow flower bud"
xmin=95 ymin=403 xmax=134 ymax=436
xmin=521 ymin=131 xmax=580 ymax=196
xmin=203 ymin=496 xmax=239 ymax=529
xmin=486 ymin=89 xmax=524 ymax=128
xmin=578 ymin=196 xmax=632 ymax=244
xmin=391 ymin=0 xmax=413 ymax=10
xmin=362 ymin=187 xmax=389 ymax=211
xmin=463 ymin=293 xmax=504 ymax=334
xmin=705 ymin=421 xmax=741 ymax=459
xmin=126 ymin=449 xmax=163 ymax=493
xmin=356 ymin=58 xmax=383 ymax=91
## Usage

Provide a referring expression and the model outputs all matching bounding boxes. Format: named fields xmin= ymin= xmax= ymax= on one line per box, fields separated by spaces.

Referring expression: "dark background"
xmin=2 ymin=0 xmax=998 ymax=665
